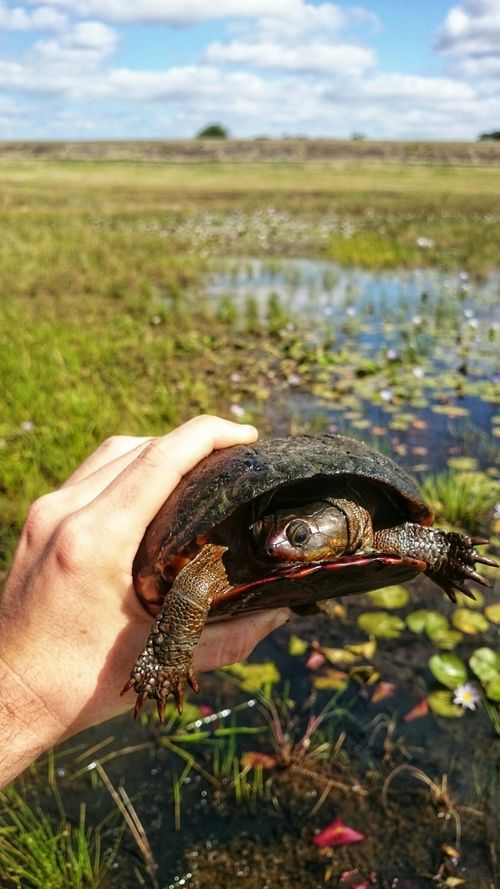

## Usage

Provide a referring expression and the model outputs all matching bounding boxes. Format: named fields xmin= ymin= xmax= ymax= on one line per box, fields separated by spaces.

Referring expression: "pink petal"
xmin=403 ymin=699 xmax=429 ymax=722
xmin=371 ymin=681 xmax=396 ymax=703
xmin=313 ymin=816 xmax=366 ymax=848
xmin=198 ymin=704 xmax=214 ymax=717
xmin=241 ymin=751 xmax=279 ymax=770
xmin=306 ymin=650 xmax=326 ymax=671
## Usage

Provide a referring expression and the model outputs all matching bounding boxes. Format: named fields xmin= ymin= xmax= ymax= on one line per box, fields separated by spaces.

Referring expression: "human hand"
xmin=0 ymin=416 xmax=290 ymax=787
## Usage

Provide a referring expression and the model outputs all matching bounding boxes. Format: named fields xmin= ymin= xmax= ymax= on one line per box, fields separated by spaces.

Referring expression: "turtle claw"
xmin=134 ymin=691 xmax=148 ymax=720
xmin=187 ymin=670 xmax=200 ymax=694
xmin=122 ymin=651 xmax=196 ymax=720
xmin=429 ymin=532 xmax=496 ymax=601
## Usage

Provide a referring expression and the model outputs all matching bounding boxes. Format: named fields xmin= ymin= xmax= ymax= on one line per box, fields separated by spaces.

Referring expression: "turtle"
xmin=122 ymin=433 xmax=496 ymax=720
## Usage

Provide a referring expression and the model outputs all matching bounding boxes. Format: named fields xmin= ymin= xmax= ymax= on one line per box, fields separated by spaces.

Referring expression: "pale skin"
xmin=0 ymin=416 xmax=290 ymax=789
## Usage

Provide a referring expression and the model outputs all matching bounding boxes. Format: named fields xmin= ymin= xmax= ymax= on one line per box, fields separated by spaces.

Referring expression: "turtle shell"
xmin=133 ymin=434 xmax=433 ymax=618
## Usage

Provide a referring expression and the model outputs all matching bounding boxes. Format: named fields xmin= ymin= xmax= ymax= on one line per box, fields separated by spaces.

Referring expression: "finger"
xmin=84 ymin=416 xmax=258 ymax=552
xmin=61 ymin=436 xmax=152 ymax=488
xmin=194 ymin=608 xmax=291 ymax=673
xmin=57 ymin=439 xmax=155 ymax=512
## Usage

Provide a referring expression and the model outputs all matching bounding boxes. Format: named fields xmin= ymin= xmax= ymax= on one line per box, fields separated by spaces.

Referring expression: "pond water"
xmin=206 ymin=258 xmax=500 ymax=475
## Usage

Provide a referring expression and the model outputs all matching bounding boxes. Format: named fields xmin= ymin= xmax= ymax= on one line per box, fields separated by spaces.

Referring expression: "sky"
xmin=0 ymin=0 xmax=499 ymax=140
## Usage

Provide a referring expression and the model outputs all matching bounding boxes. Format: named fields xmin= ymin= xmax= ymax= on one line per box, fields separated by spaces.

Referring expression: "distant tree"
xmin=351 ymin=132 xmax=366 ymax=141
xmin=196 ymin=123 xmax=229 ymax=139
xmin=478 ymin=130 xmax=500 ymax=141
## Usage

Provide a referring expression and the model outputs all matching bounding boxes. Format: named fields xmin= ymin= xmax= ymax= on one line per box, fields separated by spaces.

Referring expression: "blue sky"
xmin=0 ymin=0 xmax=499 ymax=140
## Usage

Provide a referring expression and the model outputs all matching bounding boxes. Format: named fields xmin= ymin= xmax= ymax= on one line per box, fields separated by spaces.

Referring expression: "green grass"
xmin=420 ymin=471 xmax=500 ymax=534
xmin=0 ymin=786 xmax=120 ymax=889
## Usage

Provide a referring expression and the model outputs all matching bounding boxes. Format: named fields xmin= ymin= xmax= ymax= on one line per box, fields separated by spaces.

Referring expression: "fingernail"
xmin=240 ymin=424 xmax=258 ymax=438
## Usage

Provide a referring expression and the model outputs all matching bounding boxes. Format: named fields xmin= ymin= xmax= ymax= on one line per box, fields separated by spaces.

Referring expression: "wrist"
xmin=0 ymin=654 xmax=65 ymax=788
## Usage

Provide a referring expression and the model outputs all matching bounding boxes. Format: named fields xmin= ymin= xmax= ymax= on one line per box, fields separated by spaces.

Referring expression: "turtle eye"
xmin=286 ymin=519 xmax=312 ymax=548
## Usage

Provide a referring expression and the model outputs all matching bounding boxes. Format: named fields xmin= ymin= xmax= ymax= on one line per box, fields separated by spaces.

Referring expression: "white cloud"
xmin=0 ymin=3 xmax=66 ymax=30
xmin=435 ymin=0 xmax=500 ymax=77
xmin=24 ymin=0 xmax=300 ymax=25
xmin=32 ymin=22 xmax=118 ymax=75
xmin=206 ymin=39 xmax=375 ymax=76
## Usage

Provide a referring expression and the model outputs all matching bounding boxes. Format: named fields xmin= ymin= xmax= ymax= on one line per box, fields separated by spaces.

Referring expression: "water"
xmin=205 ymin=258 xmax=500 ymax=474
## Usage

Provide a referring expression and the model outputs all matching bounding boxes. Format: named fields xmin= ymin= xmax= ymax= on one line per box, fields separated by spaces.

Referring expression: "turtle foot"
xmin=121 ymin=653 xmax=200 ymax=720
xmin=427 ymin=532 xmax=498 ymax=601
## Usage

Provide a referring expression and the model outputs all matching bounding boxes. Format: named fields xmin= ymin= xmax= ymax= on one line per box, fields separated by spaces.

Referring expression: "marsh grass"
xmin=0 ymin=785 xmax=121 ymax=889
xmin=420 ymin=470 xmax=499 ymax=534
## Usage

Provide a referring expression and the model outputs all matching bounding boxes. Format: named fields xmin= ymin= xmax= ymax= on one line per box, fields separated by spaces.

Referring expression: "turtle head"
xmin=252 ymin=501 xmax=351 ymax=563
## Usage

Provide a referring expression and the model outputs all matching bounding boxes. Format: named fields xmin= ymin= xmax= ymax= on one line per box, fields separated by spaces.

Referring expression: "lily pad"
xmin=349 ymin=665 xmax=380 ymax=685
xmin=366 ymin=585 xmax=409 ymax=609
xmin=447 ymin=456 xmax=478 ymax=472
xmin=485 ymin=675 xmax=500 ymax=702
xmin=406 ymin=609 xmax=448 ymax=637
xmin=320 ymin=646 xmax=359 ymax=666
xmin=289 ymin=634 xmax=309 ymax=656
xmin=357 ymin=611 xmax=405 ymax=639
xmin=469 ymin=647 xmax=500 ymax=684
xmin=455 ymin=589 xmax=485 ymax=609
xmin=346 ymin=638 xmax=377 ymax=659
xmin=225 ymin=661 xmax=280 ymax=692
xmin=432 ymin=404 xmax=469 ymax=418
xmin=313 ymin=669 xmax=349 ymax=692
xmin=484 ymin=602 xmax=500 ymax=624
xmin=427 ymin=690 xmax=465 ymax=718
xmin=428 ymin=653 xmax=468 ymax=689
xmin=430 ymin=629 xmax=463 ymax=650
xmin=451 ymin=609 xmax=489 ymax=635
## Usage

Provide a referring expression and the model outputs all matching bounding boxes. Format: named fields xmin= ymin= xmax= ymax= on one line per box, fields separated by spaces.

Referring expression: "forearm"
xmin=0 ymin=656 xmax=65 ymax=787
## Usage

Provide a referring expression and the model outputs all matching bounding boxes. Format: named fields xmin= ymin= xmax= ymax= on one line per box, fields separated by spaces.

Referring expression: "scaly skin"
xmin=372 ymin=523 xmax=495 ymax=601
xmin=122 ymin=544 xmax=230 ymax=719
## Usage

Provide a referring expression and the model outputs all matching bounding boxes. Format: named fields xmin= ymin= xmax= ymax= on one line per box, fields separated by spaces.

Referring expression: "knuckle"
xmin=101 ymin=434 xmax=125 ymax=450
xmin=23 ymin=493 xmax=61 ymax=545
xmin=139 ymin=437 xmax=170 ymax=470
xmin=52 ymin=515 xmax=88 ymax=574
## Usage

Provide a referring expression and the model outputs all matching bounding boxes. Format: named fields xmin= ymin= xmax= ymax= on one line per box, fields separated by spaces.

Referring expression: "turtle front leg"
xmin=373 ymin=524 xmax=497 ymax=601
xmin=122 ymin=544 xmax=231 ymax=720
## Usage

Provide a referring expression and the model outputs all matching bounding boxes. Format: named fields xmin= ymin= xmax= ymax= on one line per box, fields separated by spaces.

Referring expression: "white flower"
xmin=453 ymin=683 xmax=480 ymax=711
xmin=229 ymin=403 xmax=245 ymax=418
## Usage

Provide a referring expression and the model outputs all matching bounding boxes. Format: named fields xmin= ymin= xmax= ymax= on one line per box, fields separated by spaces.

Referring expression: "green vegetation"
xmin=420 ymin=470 xmax=499 ymax=534
xmin=0 ymin=786 xmax=120 ymax=888
xmin=0 ymin=149 xmax=498 ymax=887
xmin=196 ymin=123 xmax=229 ymax=139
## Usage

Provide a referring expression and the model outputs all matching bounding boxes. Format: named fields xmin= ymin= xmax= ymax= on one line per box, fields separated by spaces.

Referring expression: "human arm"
xmin=0 ymin=416 xmax=290 ymax=788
